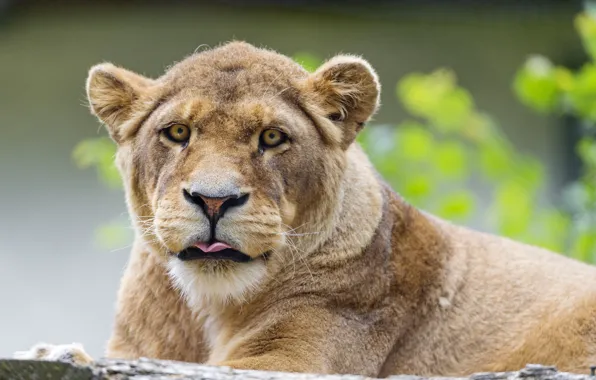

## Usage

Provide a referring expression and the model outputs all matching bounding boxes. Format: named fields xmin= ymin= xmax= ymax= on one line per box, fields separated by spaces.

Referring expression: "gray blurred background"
xmin=0 ymin=1 xmax=585 ymax=358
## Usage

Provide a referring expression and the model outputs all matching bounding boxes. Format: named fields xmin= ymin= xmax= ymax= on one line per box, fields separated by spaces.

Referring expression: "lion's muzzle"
xmin=177 ymin=184 xmax=254 ymax=262
xmin=183 ymin=188 xmax=249 ymax=234
xmin=183 ymin=190 xmax=249 ymax=221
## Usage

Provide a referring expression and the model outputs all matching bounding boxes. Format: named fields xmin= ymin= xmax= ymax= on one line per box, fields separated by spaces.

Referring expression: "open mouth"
xmin=176 ymin=241 xmax=253 ymax=262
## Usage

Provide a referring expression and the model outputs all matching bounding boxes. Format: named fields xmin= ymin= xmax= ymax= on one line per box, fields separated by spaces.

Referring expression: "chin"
xmin=166 ymin=256 xmax=268 ymax=308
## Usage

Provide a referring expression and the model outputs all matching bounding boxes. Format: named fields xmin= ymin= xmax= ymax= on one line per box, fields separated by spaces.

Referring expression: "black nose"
xmin=184 ymin=190 xmax=249 ymax=221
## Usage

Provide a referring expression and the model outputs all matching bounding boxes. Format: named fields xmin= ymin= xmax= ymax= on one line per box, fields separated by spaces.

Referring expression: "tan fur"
xmin=38 ymin=41 xmax=596 ymax=376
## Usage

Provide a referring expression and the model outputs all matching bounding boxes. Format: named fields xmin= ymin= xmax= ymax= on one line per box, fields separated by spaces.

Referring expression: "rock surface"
xmin=0 ymin=359 xmax=592 ymax=380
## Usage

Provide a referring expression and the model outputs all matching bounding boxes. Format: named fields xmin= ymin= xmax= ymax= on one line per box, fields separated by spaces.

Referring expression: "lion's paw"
xmin=13 ymin=342 xmax=93 ymax=365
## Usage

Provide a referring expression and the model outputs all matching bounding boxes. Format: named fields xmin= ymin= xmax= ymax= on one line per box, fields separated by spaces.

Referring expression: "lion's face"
xmin=130 ymin=92 xmax=332 ymax=304
xmin=86 ymin=42 xmax=379 ymax=303
xmin=138 ymin=92 xmax=326 ymax=258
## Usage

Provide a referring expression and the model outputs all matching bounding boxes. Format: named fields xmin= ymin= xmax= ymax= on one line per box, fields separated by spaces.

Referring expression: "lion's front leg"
xmin=217 ymin=353 xmax=321 ymax=374
xmin=210 ymin=307 xmax=391 ymax=376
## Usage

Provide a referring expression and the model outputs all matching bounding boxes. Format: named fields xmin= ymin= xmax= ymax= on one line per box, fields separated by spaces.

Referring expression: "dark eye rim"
xmin=327 ymin=112 xmax=344 ymax=122
xmin=259 ymin=127 xmax=289 ymax=149
xmin=162 ymin=123 xmax=191 ymax=144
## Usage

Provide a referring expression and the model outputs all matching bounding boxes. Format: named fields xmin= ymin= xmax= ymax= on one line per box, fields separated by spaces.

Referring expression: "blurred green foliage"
xmin=73 ymin=136 xmax=120 ymax=189
xmin=513 ymin=10 xmax=596 ymax=261
xmin=74 ymin=14 xmax=596 ymax=261
xmin=356 ymin=70 xmax=569 ymax=254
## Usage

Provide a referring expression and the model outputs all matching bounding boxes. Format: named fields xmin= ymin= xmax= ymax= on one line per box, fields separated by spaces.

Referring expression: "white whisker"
xmin=109 ymin=244 xmax=134 ymax=253
xmin=279 ymin=232 xmax=321 ymax=237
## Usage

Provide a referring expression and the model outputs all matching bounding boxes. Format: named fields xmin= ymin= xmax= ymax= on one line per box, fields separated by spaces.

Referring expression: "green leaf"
xmin=577 ymin=137 xmax=596 ymax=167
xmin=397 ymin=70 xmax=473 ymax=131
xmin=515 ymin=157 xmax=544 ymax=191
xmin=533 ymin=209 xmax=571 ymax=253
xmin=433 ymin=139 xmax=468 ymax=180
xmin=292 ymin=52 xmax=321 ymax=73
xmin=554 ymin=67 xmax=575 ymax=93
xmin=513 ymin=55 xmax=559 ymax=113
xmin=478 ymin=141 xmax=512 ymax=180
xmin=575 ymin=12 xmax=596 ymax=62
xmin=570 ymin=230 xmax=596 ymax=262
xmin=396 ymin=125 xmax=434 ymax=162
xmin=460 ymin=113 xmax=493 ymax=144
xmin=492 ymin=180 xmax=533 ymax=237
xmin=72 ymin=137 xmax=114 ymax=168
xmin=72 ymin=137 xmax=122 ymax=189
xmin=437 ymin=191 xmax=475 ymax=221
xmin=567 ymin=63 xmax=596 ymax=121
xmin=95 ymin=220 xmax=133 ymax=250
xmin=403 ymin=175 xmax=433 ymax=200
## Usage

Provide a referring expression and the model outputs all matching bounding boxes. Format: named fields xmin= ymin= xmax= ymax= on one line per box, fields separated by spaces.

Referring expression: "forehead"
xmin=160 ymin=43 xmax=308 ymax=103
xmin=143 ymin=43 xmax=314 ymax=137
xmin=154 ymin=94 xmax=294 ymax=133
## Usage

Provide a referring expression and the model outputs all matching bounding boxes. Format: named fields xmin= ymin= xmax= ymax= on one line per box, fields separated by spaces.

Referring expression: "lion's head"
xmin=86 ymin=42 xmax=380 ymax=305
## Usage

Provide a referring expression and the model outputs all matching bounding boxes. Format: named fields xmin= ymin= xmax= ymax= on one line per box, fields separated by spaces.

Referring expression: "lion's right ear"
xmin=86 ymin=63 xmax=153 ymax=143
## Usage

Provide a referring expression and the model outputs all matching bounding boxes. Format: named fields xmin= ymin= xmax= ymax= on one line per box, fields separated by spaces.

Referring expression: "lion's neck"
xmin=298 ymin=144 xmax=385 ymax=264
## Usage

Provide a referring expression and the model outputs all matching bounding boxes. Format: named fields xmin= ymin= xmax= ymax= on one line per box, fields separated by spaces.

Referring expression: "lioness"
xmin=15 ymin=42 xmax=596 ymax=377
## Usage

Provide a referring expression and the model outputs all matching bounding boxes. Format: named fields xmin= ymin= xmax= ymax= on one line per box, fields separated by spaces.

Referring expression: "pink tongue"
xmin=194 ymin=241 xmax=232 ymax=253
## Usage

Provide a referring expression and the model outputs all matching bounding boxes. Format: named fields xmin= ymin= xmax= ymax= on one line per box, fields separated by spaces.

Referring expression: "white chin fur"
xmin=167 ymin=258 xmax=267 ymax=308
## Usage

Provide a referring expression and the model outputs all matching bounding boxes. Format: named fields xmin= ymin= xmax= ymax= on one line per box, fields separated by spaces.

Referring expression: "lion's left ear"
xmin=307 ymin=55 xmax=380 ymax=148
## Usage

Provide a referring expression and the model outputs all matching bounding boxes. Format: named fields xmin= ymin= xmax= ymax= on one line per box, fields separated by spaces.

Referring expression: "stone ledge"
xmin=0 ymin=358 xmax=591 ymax=380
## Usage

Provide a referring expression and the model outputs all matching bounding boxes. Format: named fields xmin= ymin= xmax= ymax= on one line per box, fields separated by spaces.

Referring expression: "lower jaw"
xmin=166 ymin=255 xmax=269 ymax=306
xmin=184 ymin=258 xmax=242 ymax=273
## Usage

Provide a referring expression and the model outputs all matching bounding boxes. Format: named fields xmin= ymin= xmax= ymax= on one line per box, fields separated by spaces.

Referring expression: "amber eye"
xmin=259 ymin=128 xmax=287 ymax=149
xmin=163 ymin=124 xmax=190 ymax=144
